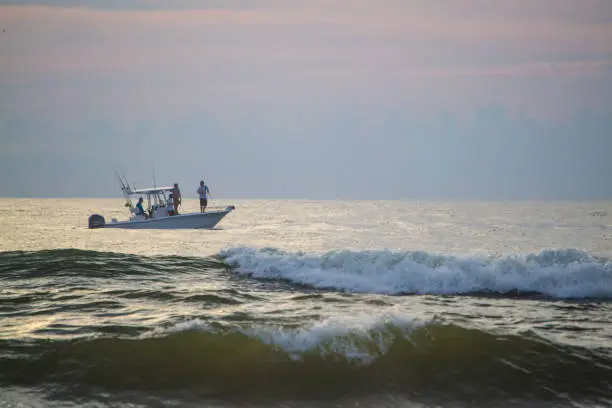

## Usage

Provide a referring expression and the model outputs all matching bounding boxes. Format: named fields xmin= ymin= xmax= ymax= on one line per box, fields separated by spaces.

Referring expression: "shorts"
xmin=200 ymin=198 xmax=208 ymax=207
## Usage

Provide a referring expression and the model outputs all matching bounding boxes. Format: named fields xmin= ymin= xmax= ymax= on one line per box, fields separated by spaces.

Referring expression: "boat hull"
xmin=94 ymin=207 xmax=234 ymax=230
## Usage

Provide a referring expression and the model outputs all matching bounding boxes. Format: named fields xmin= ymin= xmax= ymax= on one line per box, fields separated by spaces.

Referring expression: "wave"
xmin=0 ymin=249 xmax=223 ymax=279
xmin=2 ymin=248 xmax=611 ymax=299
xmin=1 ymin=313 xmax=610 ymax=402
xmin=220 ymin=247 xmax=612 ymax=298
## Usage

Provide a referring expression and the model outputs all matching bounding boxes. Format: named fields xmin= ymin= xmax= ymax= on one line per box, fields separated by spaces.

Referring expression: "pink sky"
xmin=1 ymin=1 xmax=612 ymax=199
xmin=1 ymin=1 xmax=611 ymax=120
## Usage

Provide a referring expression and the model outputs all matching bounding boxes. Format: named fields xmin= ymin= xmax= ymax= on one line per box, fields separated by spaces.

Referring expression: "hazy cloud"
xmin=1 ymin=2 xmax=611 ymax=198
xmin=0 ymin=0 xmax=285 ymax=10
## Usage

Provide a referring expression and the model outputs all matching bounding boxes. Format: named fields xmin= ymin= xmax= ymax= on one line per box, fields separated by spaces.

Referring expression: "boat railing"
xmin=206 ymin=205 xmax=236 ymax=212
xmin=126 ymin=205 xmax=235 ymax=219
xmin=178 ymin=205 xmax=235 ymax=214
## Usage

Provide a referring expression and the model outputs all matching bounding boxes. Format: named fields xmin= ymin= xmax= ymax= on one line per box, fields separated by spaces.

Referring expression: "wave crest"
xmin=219 ymin=247 xmax=612 ymax=298
xmin=1 ymin=314 xmax=610 ymax=402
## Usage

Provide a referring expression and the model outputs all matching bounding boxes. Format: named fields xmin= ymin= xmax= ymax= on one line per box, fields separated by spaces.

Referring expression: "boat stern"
xmin=88 ymin=214 xmax=106 ymax=229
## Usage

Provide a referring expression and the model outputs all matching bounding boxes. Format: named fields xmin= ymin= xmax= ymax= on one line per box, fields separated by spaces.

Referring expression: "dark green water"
xmin=1 ymin=248 xmax=611 ymax=407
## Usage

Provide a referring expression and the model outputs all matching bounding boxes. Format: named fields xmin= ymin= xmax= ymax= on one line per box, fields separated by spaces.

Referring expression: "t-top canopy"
xmin=127 ymin=186 xmax=174 ymax=195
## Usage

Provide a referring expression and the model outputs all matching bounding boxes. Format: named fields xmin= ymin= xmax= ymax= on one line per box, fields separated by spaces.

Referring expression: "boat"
xmin=88 ymin=174 xmax=235 ymax=229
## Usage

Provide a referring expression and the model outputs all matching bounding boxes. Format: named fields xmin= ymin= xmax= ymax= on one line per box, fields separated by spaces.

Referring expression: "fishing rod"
xmin=113 ymin=168 xmax=133 ymax=209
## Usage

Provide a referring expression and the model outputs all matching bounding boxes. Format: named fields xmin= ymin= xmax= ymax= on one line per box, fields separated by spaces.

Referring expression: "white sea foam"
xmin=243 ymin=310 xmax=429 ymax=363
xmin=219 ymin=247 xmax=612 ymax=298
xmin=145 ymin=307 xmax=430 ymax=363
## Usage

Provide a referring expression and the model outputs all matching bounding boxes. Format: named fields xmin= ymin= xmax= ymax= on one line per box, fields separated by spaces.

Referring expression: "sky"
xmin=0 ymin=0 xmax=611 ymax=200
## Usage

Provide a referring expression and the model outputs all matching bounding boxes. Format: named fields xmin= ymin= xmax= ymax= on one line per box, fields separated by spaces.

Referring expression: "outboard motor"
xmin=88 ymin=214 xmax=106 ymax=229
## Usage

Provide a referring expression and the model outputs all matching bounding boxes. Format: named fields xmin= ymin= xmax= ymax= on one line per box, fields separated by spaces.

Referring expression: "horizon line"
xmin=0 ymin=196 xmax=611 ymax=202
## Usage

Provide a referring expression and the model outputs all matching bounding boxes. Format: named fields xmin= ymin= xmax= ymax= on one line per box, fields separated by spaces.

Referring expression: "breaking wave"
xmin=0 ymin=248 xmax=611 ymax=405
xmin=220 ymin=247 xmax=612 ymax=298
xmin=1 ymin=313 xmax=611 ymax=402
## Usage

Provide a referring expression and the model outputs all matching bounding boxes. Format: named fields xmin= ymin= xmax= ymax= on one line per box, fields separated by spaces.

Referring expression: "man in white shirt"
xmin=197 ymin=180 xmax=210 ymax=212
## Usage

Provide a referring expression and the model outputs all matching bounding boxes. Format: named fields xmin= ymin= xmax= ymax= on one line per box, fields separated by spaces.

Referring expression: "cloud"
xmin=1 ymin=2 xmax=611 ymax=123
xmin=418 ymin=60 xmax=612 ymax=78
xmin=0 ymin=2 xmax=611 ymax=199
xmin=2 ymin=0 xmax=612 ymax=71
xmin=2 ymin=106 xmax=612 ymax=199
xmin=2 ymin=3 xmax=611 ymax=75
xmin=2 ymin=0 xmax=612 ymax=25
xmin=0 ymin=0 xmax=288 ymax=11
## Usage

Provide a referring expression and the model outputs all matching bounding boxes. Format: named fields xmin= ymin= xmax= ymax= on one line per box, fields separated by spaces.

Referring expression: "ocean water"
xmin=0 ymin=198 xmax=611 ymax=408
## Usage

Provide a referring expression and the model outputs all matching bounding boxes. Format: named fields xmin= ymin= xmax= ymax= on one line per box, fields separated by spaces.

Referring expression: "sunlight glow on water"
xmin=1 ymin=199 xmax=611 ymax=407
xmin=1 ymin=198 xmax=611 ymax=257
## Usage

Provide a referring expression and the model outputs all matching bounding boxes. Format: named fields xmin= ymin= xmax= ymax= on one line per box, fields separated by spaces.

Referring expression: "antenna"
xmin=114 ymin=167 xmax=133 ymax=209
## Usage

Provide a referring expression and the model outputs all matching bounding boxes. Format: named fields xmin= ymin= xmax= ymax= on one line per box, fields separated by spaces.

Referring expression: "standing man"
xmin=197 ymin=180 xmax=210 ymax=212
xmin=172 ymin=183 xmax=182 ymax=214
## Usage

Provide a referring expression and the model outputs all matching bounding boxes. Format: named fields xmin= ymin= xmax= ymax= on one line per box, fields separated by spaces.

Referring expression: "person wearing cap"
xmin=197 ymin=180 xmax=210 ymax=212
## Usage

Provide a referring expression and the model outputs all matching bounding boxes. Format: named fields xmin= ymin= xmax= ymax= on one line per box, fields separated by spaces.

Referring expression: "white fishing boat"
xmin=88 ymin=174 xmax=235 ymax=230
